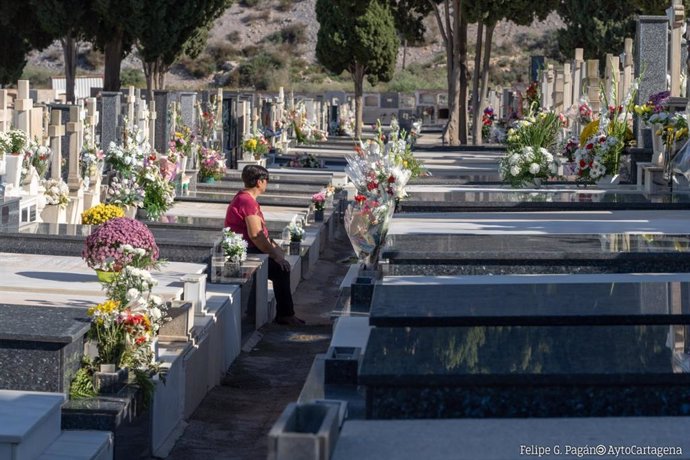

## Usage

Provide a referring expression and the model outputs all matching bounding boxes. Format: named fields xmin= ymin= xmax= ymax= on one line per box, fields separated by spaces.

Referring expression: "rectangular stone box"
xmin=267 ymin=402 xmax=340 ymax=460
xmin=158 ymin=301 xmax=194 ymax=342
xmin=360 ymin=325 xmax=690 ymax=419
xmin=0 ymin=305 xmax=89 ymax=393
xmin=324 ymin=346 xmax=361 ymax=385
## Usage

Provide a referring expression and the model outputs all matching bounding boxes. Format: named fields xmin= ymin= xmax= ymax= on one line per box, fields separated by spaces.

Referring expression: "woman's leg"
xmin=266 ymin=257 xmax=295 ymax=318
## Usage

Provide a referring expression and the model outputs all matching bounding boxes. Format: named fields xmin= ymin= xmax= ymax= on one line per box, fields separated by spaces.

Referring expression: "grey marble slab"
xmin=0 ymin=304 xmax=89 ymax=343
xmin=369 ymin=282 xmax=690 ymax=326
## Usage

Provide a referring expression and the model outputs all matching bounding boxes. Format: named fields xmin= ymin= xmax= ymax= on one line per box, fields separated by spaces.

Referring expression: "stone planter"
xmin=223 ymin=260 xmax=242 ymax=278
xmin=5 ymin=154 xmax=22 ymax=191
xmin=40 ymin=204 xmax=67 ymax=224
xmin=0 ymin=157 xmax=6 ymax=176
xmin=93 ymin=366 xmax=128 ymax=394
xmin=267 ymin=402 xmax=341 ymax=460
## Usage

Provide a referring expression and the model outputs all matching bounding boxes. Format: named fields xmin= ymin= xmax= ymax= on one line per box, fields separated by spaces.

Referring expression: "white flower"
xmin=126 ymin=288 xmax=140 ymax=300
xmin=529 ymin=163 xmax=541 ymax=174
xmin=510 ymin=165 xmax=521 ymax=176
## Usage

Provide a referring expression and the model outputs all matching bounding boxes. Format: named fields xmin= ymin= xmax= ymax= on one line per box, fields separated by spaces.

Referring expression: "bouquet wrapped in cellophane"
xmin=344 ymin=138 xmax=413 ymax=269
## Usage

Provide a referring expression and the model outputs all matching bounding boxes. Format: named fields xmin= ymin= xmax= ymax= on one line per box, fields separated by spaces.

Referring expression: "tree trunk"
xmin=402 ymin=38 xmax=407 ymax=70
xmin=143 ymin=61 xmax=154 ymax=102
xmin=437 ymin=0 xmax=461 ymax=146
xmin=471 ymin=21 xmax=484 ymax=146
xmin=481 ymin=23 xmax=495 ymax=102
xmin=103 ymin=27 xmax=124 ymax=92
xmin=61 ymin=36 xmax=77 ymax=103
xmin=458 ymin=9 xmax=468 ymax=144
xmin=353 ymin=62 xmax=365 ymax=139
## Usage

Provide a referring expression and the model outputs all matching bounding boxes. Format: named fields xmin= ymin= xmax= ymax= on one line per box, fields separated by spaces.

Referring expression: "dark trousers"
xmin=248 ymin=248 xmax=294 ymax=317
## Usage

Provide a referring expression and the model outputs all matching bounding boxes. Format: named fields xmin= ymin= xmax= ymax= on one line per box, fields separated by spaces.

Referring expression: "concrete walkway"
xmin=163 ymin=232 xmax=355 ymax=459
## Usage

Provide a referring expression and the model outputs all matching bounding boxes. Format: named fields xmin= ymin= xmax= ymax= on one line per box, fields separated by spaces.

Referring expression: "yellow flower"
xmin=81 ymin=203 xmax=125 ymax=225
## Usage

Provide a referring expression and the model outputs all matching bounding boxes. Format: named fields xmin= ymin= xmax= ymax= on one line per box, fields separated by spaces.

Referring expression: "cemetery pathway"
xmin=163 ymin=231 xmax=355 ymax=460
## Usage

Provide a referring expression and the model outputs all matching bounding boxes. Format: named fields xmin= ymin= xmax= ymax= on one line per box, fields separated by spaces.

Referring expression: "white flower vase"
xmin=5 ymin=155 xmax=22 ymax=192
xmin=123 ymin=205 xmax=137 ymax=219
xmin=242 ymin=151 xmax=254 ymax=161
xmin=651 ymin=124 xmax=665 ymax=165
xmin=149 ymin=337 xmax=159 ymax=363
xmin=0 ymin=157 xmax=6 ymax=176
xmin=40 ymin=204 xmax=67 ymax=224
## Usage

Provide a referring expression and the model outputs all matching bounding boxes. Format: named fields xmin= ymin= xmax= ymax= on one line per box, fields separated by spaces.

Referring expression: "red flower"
xmin=135 ymin=336 xmax=147 ymax=345
xmin=387 ymin=175 xmax=395 ymax=183
xmin=354 ymin=194 xmax=366 ymax=203
xmin=586 ymin=143 xmax=593 ymax=150
xmin=579 ymin=159 xmax=587 ymax=168
xmin=367 ymin=181 xmax=378 ymax=191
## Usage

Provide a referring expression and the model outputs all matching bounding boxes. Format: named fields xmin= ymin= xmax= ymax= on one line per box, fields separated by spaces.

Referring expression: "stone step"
xmin=37 ymin=430 xmax=113 ymax=460
xmin=0 ymin=390 xmax=64 ymax=460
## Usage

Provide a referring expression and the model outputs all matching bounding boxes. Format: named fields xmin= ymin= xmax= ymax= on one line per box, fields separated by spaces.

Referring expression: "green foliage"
xmin=20 ymin=64 xmax=53 ymax=87
xmin=385 ymin=63 xmax=445 ymax=92
xmin=316 ymin=0 xmax=399 ymax=85
xmin=264 ymin=24 xmax=307 ymax=46
xmin=69 ymin=362 xmax=97 ymax=400
xmin=179 ymin=54 xmax=217 ymax=78
xmin=120 ymin=68 xmax=146 ymax=87
xmin=237 ymin=52 xmax=286 ymax=89
xmin=240 ymin=0 xmax=262 ymax=6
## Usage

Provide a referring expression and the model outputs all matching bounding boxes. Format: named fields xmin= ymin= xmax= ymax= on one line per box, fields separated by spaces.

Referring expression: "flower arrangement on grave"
xmin=42 ymin=178 xmax=70 ymax=208
xmin=311 ymin=191 xmax=326 ymax=211
xmin=106 ymin=175 xmax=145 ymax=208
xmin=337 ymin=116 xmax=355 ymax=137
xmin=86 ymin=299 xmax=127 ymax=367
xmin=482 ymin=106 xmax=496 ymax=141
xmin=500 ymin=110 xmax=564 ymax=187
xmin=80 ymin=130 xmax=104 ymax=189
xmin=578 ymin=100 xmax=593 ymax=125
xmin=0 ymin=129 xmax=28 ymax=156
xmin=26 ymin=141 xmax=52 ymax=179
xmin=197 ymin=97 xmax=219 ymax=145
xmin=198 ymin=147 xmax=226 ymax=182
xmin=634 ymin=90 xmax=670 ymax=125
xmin=221 ymin=228 xmax=248 ymax=263
xmin=343 ymin=137 xmax=413 ymax=268
xmin=82 ymin=217 xmax=160 ymax=272
xmin=561 ymin=136 xmax=579 ymax=162
xmin=105 ymin=141 xmax=144 ymax=174
xmin=242 ymin=130 xmax=269 ymax=160
xmin=574 ymin=75 xmax=639 ymax=181
xmin=287 ymin=220 xmax=305 ymax=242
xmin=104 ymin=265 xmax=167 ymax=332
xmin=524 ymin=81 xmax=541 ymax=112
xmin=81 ymin=203 xmax=125 ymax=226
xmin=137 ymin=164 xmax=175 ymax=220
xmin=287 ymin=152 xmax=322 ymax=168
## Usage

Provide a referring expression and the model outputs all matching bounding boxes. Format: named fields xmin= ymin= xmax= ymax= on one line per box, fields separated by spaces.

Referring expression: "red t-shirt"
xmin=224 ymin=191 xmax=269 ymax=248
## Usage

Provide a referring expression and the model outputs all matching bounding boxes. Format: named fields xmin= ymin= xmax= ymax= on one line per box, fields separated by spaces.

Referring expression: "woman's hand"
xmin=270 ymin=248 xmax=291 ymax=271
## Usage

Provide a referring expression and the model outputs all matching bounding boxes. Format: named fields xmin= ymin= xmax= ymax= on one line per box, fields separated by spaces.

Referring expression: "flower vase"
xmin=95 ymin=269 xmax=118 ymax=283
xmin=314 ymin=209 xmax=324 ymax=222
xmin=0 ymin=157 xmax=6 ymax=176
xmin=5 ymin=154 xmax=22 ymax=191
xmin=223 ymin=259 xmax=241 ymax=278
xmin=242 ymin=151 xmax=254 ymax=161
xmin=123 ymin=205 xmax=137 ymax=219
xmin=149 ymin=337 xmax=159 ymax=363
xmin=289 ymin=241 xmax=301 ymax=255
xmin=40 ymin=204 xmax=66 ymax=224
xmin=595 ymin=175 xmax=621 ymax=189
xmin=651 ymin=124 xmax=665 ymax=165
xmin=93 ymin=365 xmax=128 ymax=394
xmin=202 ymin=176 xmax=215 ymax=184
xmin=527 ymin=178 xmax=542 ymax=189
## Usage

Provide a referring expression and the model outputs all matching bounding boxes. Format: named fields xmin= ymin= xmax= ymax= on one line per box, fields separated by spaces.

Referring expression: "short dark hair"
xmin=242 ymin=164 xmax=269 ymax=188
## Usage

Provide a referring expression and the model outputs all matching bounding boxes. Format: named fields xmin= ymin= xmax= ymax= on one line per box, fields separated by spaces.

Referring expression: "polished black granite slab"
xmin=369 ymin=282 xmax=690 ymax=326
xmin=0 ymin=304 xmax=89 ymax=393
xmin=399 ymin=190 xmax=690 ymax=212
xmin=360 ymin=325 xmax=690 ymax=419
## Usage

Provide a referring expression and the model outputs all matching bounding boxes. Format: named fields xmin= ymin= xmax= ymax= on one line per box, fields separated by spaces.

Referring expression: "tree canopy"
xmin=316 ymin=0 xmax=399 ymax=137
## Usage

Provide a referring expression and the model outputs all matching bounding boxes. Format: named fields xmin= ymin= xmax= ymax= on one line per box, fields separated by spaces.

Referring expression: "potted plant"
xmin=106 ymin=176 xmax=145 ymax=217
xmin=137 ymin=164 xmax=176 ymax=221
xmin=286 ymin=221 xmax=305 ymax=255
xmin=82 ymin=217 xmax=160 ymax=281
xmin=81 ymin=203 xmax=125 ymax=226
xmin=242 ymin=130 xmax=269 ymax=161
xmin=221 ymin=228 xmax=248 ymax=277
xmin=198 ymin=147 xmax=226 ymax=183
xmin=311 ymin=191 xmax=326 ymax=222
xmin=40 ymin=178 xmax=71 ymax=224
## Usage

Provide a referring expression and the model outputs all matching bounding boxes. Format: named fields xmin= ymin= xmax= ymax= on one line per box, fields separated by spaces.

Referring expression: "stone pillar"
xmin=149 ymin=99 xmax=157 ymax=148
xmin=572 ymin=48 xmax=584 ymax=105
xmin=15 ymin=80 xmax=33 ymax=134
xmin=65 ymin=105 xmax=84 ymax=223
xmin=552 ymin=69 xmax=564 ymax=113
xmin=586 ymin=59 xmax=601 ymax=113
xmin=622 ymin=38 xmax=634 ymax=103
xmin=215 ymin=88 xmax=223 ymax=145
xmin=563 ymin=63 xmax=573 ymax=111
xmin=126 ymin=86 xmax=136 ymax=129
xmin=635 ymin=16 xmax=669 ymax=147
xmin=153 ymin=91 xmax=172 ymax=154
xmin=541 ymin=64 xmax=555 ymax=110
xmin=605 ymin=54 xmax=621 ymax=105
xmin=668 ymin=0 xmax=685 ymax=96
xmin=0 ymin=90 xmax=8 ymax=132
xmin=99 ymin=91 xmax=122 ymax=150
xmin=136 ymin=99 xmax=150 ymax=144
xmin=48 ymin=110 xmax=65 ymax=181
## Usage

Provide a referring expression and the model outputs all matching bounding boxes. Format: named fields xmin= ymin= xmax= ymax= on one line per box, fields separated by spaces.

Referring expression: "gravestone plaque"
xmin=98 ymin=92 xmax=122 ymax=150
xmin=635 ymin=16 xmax=669 ymax=146
xmin=179 ymin=92 xmax=197 ymax=130
xmin=380 ymin=93 xmax=399 ymax=109
xmin=154 ymin=91 xmax=173 ymax=153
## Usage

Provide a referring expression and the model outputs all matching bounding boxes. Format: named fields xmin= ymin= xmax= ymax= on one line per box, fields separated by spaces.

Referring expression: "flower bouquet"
xmin=80 ymin=134 xmax=104 ymax=189
xmin=499 ymin=146 xmax=559 ymax=187
xmin=106 ymin=175 xmax=145 ymax=209
xmin=312 ymin=191 xmax=326 ymax=211
xmin=82 ymin=217 xmax=160 ymax=272
xmin=0 ymin=129 xmax=27 ymax=156
xmin=221 ymin=228 xmax=248 ymax=263
xmin=138 ymin=165 xmax=176 ymax=220
xmin=574 ymin=133 xmax=624 ymax=183
xmin=42 ymin=178 xmax=71 ymax=207
xmin=198 ymin=147 xmax=225 ymax=182
xmin=87 ymin=299 xmax=127 ymax=367
xmin=27 ymin=141 xmax=52 ymax=179
xmin=82 ymin=203 xmax=125 ymax=226
xmin=344 ymin=195 xmax=395 ymax=268
xmin=242 ymin=131 xmax=269 ymax=160
xmin=287 ymin=220 xmax=305 ymax=242
xmin=105 ymin=140 xmax=145 ymax=174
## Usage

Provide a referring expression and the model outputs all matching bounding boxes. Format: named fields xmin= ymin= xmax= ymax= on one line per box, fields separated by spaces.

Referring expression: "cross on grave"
xmin=148 ymin=100 xmax=157 ymax=148
xmin=137 ymin=99 xmax=150 ymax=144
xmin=572 ymin=48 xmax=584 ymax=108
xmin=586 ymin=59 xmax=601 ymax=112
xmin=66 ymin=105 xmax=84 ymax=192
xmin=170 ymin=101 xmax=178 ymax=135
xmin=126 ymin=86 xmax=136 ymax=129
xmin=85 ymin=98 xmax=99 ymax=142
xmin=605 ymin=54 xmax=621 ymax=105
xmin=15 ymin=80 xmax=33 ymax=134
xmin=622 ymin=38 xmax=634 ymax=102
xmin=48 ymin=110 xmax=65 ymax=181
xmin=215 ymin=88 xmax=223 ymax=143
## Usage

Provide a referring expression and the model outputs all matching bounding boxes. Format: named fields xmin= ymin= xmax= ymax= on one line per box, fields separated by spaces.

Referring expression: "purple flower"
xmin=82 ymin=217 xmax=159 ymax=270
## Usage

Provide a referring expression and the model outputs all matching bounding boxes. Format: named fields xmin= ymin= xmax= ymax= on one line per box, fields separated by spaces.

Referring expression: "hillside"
xmin=23 ymin=1 xmax=564 ymax=93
